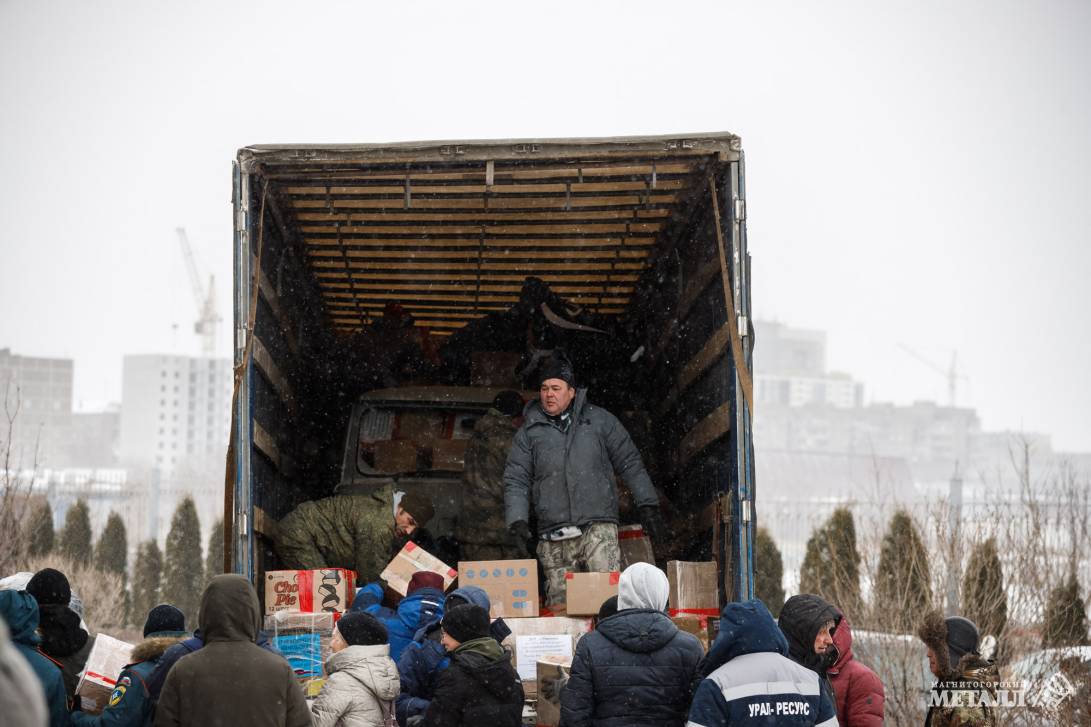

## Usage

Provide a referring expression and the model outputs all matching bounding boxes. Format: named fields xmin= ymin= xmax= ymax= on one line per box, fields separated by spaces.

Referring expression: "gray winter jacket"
xmin=311 ymin=644 xmax=400 ymax=727
xmin=503 ymin=388 xmax=657 ymax=535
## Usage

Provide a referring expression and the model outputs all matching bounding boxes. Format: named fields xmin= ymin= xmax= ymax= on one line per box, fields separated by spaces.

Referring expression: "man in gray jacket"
xmin=503 ymin=356 xmax=664 ymax=607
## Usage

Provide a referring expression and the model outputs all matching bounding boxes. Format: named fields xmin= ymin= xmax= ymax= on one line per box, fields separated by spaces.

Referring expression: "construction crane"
xmin=176 ymin=227 xmax=221 ymax=357
xmin=897 ymin=344 xmax=968 ymax=407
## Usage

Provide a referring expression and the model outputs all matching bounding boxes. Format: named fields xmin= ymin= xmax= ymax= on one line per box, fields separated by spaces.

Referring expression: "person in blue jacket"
xmin=0 ymin=589 xmax=70 ymax=727
xmin=350 ymin=582 xmax=396 ymax=620
xmin=687 ymin=599 xmax=838 ymax=727
xmin=71 ymin=604 xmax=187 ymax=727
xmin=382 ymin=572 xmax=446 ymax=662
xmin=396 ymin=585 xmax=511 ymax=726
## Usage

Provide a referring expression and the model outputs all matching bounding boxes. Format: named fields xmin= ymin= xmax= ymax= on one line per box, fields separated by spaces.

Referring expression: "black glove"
xmin=638 ymin=505 xmax=665 ymax=544
xmin=509 ymin=520 xmax=533 ymax=556
xmin=406 ymin=717 xmax=424 ymax=727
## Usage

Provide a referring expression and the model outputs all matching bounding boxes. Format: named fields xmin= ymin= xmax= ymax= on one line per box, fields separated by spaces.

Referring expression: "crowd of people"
xmin=1 ymin=561 xmax=1004 ymax=727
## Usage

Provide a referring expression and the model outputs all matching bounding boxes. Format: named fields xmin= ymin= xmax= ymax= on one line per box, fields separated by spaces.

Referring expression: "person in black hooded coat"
xmin=416 ymin=604 xmax=523 ymax=727
xmin=27 ymin=567 xmax=95 ymax=702
xmin=778 ymin=594 xmax=842 ymax=715
xmin=560 ymin=563 xmax=703 ymax=727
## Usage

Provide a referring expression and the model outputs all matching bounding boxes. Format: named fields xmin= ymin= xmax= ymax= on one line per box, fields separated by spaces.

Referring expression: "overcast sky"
xmin=1 ymin=0 xmax=1088 ymax=450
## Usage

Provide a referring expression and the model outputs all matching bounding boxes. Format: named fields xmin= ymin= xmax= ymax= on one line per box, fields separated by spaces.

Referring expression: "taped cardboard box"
xmin=564 ymin=571 xmax=619 ymax=616
xmin=665 ymin=560 xmax=719 ymax=613
xmin=535 ymin=656 xmax=571 ymax=727
xmin=76 ymin=634 xmax=134 ymax=714
xmin=618 ymin=524 xmax=655 ymax=567
xmin=265 ymin=569 xmax=356 ymax=615
xmin=382 ymin=541 xmax=457 ymax=596
xmin=264 ymin=611 xmax=337 ymax=689
xmin=502 ymin=616 xmax=592 ymax=697
xmin=458 ymin=559 xmax=538 ymax=618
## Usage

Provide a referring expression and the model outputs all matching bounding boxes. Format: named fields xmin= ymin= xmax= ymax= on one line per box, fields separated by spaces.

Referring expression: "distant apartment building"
xmin=119 ymin=354 xmax=232 ymax=475
xmin=119 ymin=354 xmax=232 ymax=541
xmin=0 ymin=348 xmax=73 ymax=467
xmin=753 ymin=321 xmax=864 ymax=409
xmin=68 ymin=408 xmax=120 ymax=467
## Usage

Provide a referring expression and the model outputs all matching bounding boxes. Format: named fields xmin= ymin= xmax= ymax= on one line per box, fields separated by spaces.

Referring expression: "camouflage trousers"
xmin=537 ymin=522 xmax=620 ymax=607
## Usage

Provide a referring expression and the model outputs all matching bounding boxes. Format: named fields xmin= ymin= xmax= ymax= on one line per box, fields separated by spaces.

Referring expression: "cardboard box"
xmin=382 ymin=541 xmax=457 ymax=596
xmin=618 ymin=524 xmax=655 ymax=567
xmin=397 ymin=412 xmax=445 ymax=441
xmin=535 ymin=656 xmax=571 ymax=727
xmin=671 ymin=615 xmax=720 ymax=652
xmin=264 ymin=569 xmax=356 ymax=615
xmin=564 ymin=571 xmax=619 ymax=616
xmin=470 ymin=351 xmax=522 ymax=387
xmin=666 ymin=560 xmax=719 ymax=613
xmin=432 ymin=439 xmax=468 ymax=471
xmin=76 ymin=634 xmax=134 ymax=714
xmin=502 ymin=616 xmax=592 ymax=696
xmin=458 ymin=559 xmax=539 ymax=619
xmin=374 ymin=439 xmax=420 ymax=473
xmin=264 ymin=612 xmax=337 ymax=687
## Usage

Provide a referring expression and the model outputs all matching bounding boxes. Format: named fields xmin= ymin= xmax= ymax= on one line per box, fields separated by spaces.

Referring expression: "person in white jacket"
xmin=312 ymin=611 xmax=401 ymax=727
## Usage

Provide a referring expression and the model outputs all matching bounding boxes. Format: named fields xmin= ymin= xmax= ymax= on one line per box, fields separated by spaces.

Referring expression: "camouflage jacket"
xmin=458 ymin=409 xmax=516 ymax=546
xmin=275 ymin=486 xmax=396 ymax=584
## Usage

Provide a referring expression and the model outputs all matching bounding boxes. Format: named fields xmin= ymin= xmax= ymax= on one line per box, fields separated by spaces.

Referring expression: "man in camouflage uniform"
xmin=504 ymin=356 xmax=665 ymax=608
xmin=276 ymin=485 xmax=435 ymax=584
xmin=457 ymin=391 xmax=526 ymax=561
xmin=918 ymin=610 xmax=999 ymax=727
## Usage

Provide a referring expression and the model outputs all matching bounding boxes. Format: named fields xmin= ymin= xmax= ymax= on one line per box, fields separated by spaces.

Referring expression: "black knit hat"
xmin=597 ymin=595 xmax=619 ymax=621
xmin=493 ymin=390 xmax=525 ymax=418
xmin=537 ymin=357 xmax=575 ymax=388
xmin=399 ymin=492 xmax=435 ymax=528
xmin=336 ymin=611 xmax=388 ymax=647
xmin=442 ymin=603 xmax=490 ymax=644
xmin=143 ymin=604 xmax=186 ymax=637
xmin=945 ymin=616 xmax=980 ymax=663
xmin=26 ymin=568 xmax=71 ymax=606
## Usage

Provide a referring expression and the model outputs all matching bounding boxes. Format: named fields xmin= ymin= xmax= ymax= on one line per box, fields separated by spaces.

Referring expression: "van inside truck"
xmin=230 ymin=133 xmax=755 ymax=603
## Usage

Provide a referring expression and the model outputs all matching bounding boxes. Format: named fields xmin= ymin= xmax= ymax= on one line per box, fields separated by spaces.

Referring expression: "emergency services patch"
xmin=108 ymin=685 xmax=126 ymax=707
xmin=119 ymin=676 xmax=132 ymax=687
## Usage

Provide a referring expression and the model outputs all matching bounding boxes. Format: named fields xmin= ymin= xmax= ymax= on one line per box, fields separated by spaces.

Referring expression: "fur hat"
xmin=918 ymin=610 xmax=980 ymax=678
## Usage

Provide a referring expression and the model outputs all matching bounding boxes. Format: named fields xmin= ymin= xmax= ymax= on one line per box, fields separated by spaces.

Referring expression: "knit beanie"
xmin=945 ymin=616 xmax=980 ymax=665
xmin=493 ymin=390 xmax=525 ymax=418
xmin=442 ymin=604 xmax=490 ymax=644
xmin=143 ymin=604 xmax=186 ymax=637
xmin=537 ymin=356 xmax=575 ymax=388
xmin=26 ymin=568 xmax=71 ymax=606
xmin=407 ymin=571 xmax=444 ymax=595
xmin=597 ymin=595 xmax=619 ymax=621
xmin=399 ymin=493 xmax=435 ymax=528
xmin=337 ymin=611 xmax=388 ymax=647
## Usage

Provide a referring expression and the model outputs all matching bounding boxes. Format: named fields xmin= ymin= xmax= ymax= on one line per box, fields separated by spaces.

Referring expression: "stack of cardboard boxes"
xmin=263 ymin=567 xmax=356 ymax=696
xmin=666 ymin=560 xmax=720 ymax=652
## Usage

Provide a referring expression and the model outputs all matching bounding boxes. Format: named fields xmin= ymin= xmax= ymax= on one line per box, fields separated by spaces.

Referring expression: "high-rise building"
xmin=753 ymin=321 xmax=863 ymax=409
xmin=119 ymin=354 xmax=232 ymax=475
xmin=0 ymin=348 xmax=73 ymax=467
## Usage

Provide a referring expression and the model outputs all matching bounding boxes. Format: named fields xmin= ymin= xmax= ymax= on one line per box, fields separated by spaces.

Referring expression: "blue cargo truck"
xmin=228 ymin=132 xmax=756 ymax=605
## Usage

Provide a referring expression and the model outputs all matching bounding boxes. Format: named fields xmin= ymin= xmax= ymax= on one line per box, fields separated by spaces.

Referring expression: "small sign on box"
xmin=382 ymin=541 xmax=457 ymax=596
xmin=457 ymin=559 xmax=539 ymax=618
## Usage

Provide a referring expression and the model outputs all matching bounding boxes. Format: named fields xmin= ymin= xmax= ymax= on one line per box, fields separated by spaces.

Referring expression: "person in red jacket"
xmin=827 ymin=612 xmax=884 ymax=726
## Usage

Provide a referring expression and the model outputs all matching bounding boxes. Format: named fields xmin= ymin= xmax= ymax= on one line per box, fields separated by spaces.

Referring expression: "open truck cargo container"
xmin=228 ymin=132 xmax=756 ymax=605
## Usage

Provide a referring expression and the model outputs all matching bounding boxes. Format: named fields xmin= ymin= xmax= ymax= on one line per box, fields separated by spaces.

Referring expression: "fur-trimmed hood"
xmin=917 ymin=610 xmax=997 ymax=683
xmin=130 ymin=634 xmax=186 ymax=664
